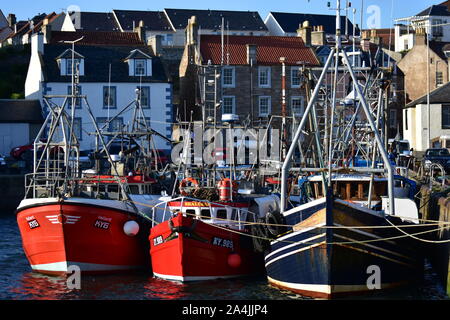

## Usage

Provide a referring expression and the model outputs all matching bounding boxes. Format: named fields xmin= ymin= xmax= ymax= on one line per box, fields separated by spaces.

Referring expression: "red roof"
xmin=200 ymin=35 xmax=320 ymax=66
xmin=49 ymin=31 xmax=144 ymax=46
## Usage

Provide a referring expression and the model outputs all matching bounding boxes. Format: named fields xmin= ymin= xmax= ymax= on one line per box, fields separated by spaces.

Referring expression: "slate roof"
xmin=41 ymin=44 xmax=168 ymax=83
xmin=113 ymin=10 xmax=173 ymax=31
xmin=269 ymin=12 xmax=356 ymax=35
xmin=164 ymin=8 xmax=268 ymax=31
xmin=8 ymin=13 xmax=48 ymax=39
xmin=417 ymin=5 xmax=450 ymax=16
xmin=0 ymin=99 xmax=43 ymax=123
xmin=69 ymin=11 xmax=120 ymax=32
xmin=199 ymin=35 xmax=320 ymax=66
xmin=50 ymin=31 xmax=144 ymax=46
xmin=406 ymin=81 xmax=450 ymax=107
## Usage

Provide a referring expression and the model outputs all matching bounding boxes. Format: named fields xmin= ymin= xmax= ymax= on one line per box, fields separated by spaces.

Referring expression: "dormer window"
xmin=56 ymin=49 xmax=85 ymax=76
xmin=135 ymin=59 xmax=147 ymax=76
xmin=125 ymin=49 xmax=152 ymax=77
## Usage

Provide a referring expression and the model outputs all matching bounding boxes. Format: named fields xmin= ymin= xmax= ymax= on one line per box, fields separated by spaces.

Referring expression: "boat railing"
xmin=150 ymin=196 xmax=257 ymax=229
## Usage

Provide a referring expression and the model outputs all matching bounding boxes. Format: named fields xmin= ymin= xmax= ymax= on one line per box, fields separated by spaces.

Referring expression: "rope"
xmin=385 ymin=218 xmax=450 ymax=244
xmin=130 ymin=199 xmax=450 ymax=230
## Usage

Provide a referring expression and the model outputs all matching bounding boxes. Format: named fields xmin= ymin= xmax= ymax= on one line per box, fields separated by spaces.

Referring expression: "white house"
xmin=25 ymin=32 xmax=173 ymax=151
xmin=403 ymin=81 xmax=450 ymax=151
xmin=394 ymin=2 xmax=450 ymax=52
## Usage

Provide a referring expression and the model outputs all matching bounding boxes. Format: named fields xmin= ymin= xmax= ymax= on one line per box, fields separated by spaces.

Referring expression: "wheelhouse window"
xmin=103 ymin=86 xmax=117 ymax=109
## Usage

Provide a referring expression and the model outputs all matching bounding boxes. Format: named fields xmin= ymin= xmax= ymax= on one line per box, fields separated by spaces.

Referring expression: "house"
xmin=4 ymin=12 xmax=65 ymax=46
xmin=112 ymin=10 xmax=175 ymax=47
xmin=60 ymin=11 xmax=121 ymax=32
xmin=0 ymin=10 xmax=13 ymax=45
xmin=397 ymin=28 xmax=450 ymax=103
xmin=0 ymin=99 xmax=43 ymax=155
xmin=24 ymin=31 xmax=173 ymax=151
xmin=265 ymin=11 xmax=356 ymax=40
xmin=179 ymin=16 xmax=320 ymax=123
xmin=403 ymin=81 xmax=450 ymax=151
xmin=164 ymin=8 xmax=269 ymax=47
xmin=394 ymin=1 xmax=450 ymax=52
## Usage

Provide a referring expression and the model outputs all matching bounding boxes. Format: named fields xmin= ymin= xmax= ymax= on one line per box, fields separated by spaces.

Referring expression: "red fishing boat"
xmin=149 ymin=177 xmax=280 ymax=281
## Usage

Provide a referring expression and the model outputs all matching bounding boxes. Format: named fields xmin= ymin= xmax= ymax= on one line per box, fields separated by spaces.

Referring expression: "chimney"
xmin=7 ymin=14 xmax=16 ymax=27
xmin=31 ymin=32 xmax=44 ymax=55
xmin=43 ymin=18 xmax=52 ymax=44
xmin=149 ymin=35 xmax=162 ymax=56
xmin=134 ymin=20 xmax=146 ymax=43
xmin=186 ymin=16 xmax=198 ymax=45
xmin=415 ymin=27 xmax=427 ymax=46
xmin=311 ymin=25 xmax=326 ymax=46
xmin=297 ymin=20 xmax=311 ymax=46
xmin=246 ymin=44 xmax=257 ymax=65
xmin=369 ymin=29 xmax=381 ymax=45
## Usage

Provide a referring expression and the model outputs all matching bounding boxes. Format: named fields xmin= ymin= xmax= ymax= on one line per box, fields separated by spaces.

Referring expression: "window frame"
xmin=67 ymin=85 xmax=82 ymax=109
xmin=134 ymin=59 xmax=147 ymax=76
xmin=103 ymin=86 xmax=117 ymax=109
xmin=258 ymin=66 xmax=271 ymax=88
xmin=258 ymin=96 xmax=271 ymax=117
xmin=291 ymin=67 xmax=301 ymax=88
xmin=442 ymin=104 xmax=450 ymax=129
xmin=138 ymin=86 xmax=150 ymax=109
xmin=222 ymin=95 xmax=236 ymax=114
xmin=291 ymin=96 xmax=305 ymax=117
xmin=222 ymin=67 xmax=235 ymax=88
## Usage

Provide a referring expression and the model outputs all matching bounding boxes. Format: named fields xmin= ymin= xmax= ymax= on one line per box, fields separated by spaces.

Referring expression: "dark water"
xmin=0 ymin=214 xmax=448 ymax=300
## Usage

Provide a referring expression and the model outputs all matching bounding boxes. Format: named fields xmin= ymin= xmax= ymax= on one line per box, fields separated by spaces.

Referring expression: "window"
xmin=67 ymin=85 xmax=81 ymax=109
xmin=442 ymin=104 xmax=450 ymax=129
xmin=258 ymin=66 xmax=271 ymax=87
xmin=258 ymin=96 xmax=271 ymax=117
xmin=389 ymin=109 xmax=397 ymax=129
xmin=66 ymin=58 xmax=81 ymax=75
xmin=291 ymin=96 xmax=305 ymax=116
xmin=166 ymin=34 xmax=173 ymax=46
xmin=138 ymin=87 xmax=150 ymax=108
xmin=73 ymin=117 xmax=82 ymax=140
xmin=436 ymin=71 xmax=444 ymax=86
xmin=103 ymin=86 xmax=117 ymax=109
xmin=433 ymin=19 xmax=443 ymax=37
xmin=135 ymin=59 xmax=146 ymax=76
xmin=96 ymin=117 xmax=123 ymax=132
xmin=216 ymin=209 xmax=227 ymax=220
xmin=404 ymin=39 xmax=409 ymax=50
xmin=222 ymin=67 xmax=235 ymax=87
xmin=291 ymin=67 xmax=301 ymax=88
xmin=404 ymin=109 xmax=408 ymax=130
xmin=222 ymin=96 xmax=235 ymax=114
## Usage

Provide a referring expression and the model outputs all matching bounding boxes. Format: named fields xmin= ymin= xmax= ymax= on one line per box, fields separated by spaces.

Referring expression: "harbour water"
xmin=0 ymin=214 xmax=448 ymax=300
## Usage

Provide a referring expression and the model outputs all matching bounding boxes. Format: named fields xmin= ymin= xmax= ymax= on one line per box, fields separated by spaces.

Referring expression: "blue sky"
xmin=0 ymin=0 xmax=440 ymax=29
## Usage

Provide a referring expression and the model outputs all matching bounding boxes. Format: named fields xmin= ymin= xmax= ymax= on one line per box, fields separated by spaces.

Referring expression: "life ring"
xmin=265 ymin=211 xmax=286 ymax=237
xmin=179 ymin=177 xmax=199 ymax=196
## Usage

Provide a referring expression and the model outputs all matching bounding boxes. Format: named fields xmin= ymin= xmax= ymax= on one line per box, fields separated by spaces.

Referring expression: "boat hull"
xmin=264 ymin=197 xmax=425 ymax=299
xmin=16 ymin=198 xmax=150 ymax=275
xmin=149 ymin=214 xmax=264 ymax=281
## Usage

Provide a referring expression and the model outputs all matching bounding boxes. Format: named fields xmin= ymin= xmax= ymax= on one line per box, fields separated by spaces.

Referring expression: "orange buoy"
xmin=217 ymin=178 xmax=238 ymax=201
xmin=179 ymin=177 xmax=199 ymax=196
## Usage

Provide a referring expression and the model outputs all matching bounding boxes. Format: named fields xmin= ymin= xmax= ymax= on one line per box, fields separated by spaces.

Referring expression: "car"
xmin=10 ymin=139 xmax=47 ymax=160
xmin=423 ymin=148 xmax=450 ymax=173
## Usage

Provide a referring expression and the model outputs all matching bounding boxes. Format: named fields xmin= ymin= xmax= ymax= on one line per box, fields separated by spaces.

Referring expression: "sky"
xmin=0 ymin=0 xmax=442 ymax=29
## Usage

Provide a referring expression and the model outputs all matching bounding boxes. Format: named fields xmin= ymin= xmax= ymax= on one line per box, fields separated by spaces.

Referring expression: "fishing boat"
xmin=16 ymin=78 xmax=170 ymax=275
xmin=262 ymin=0 xmax=426 ymax=298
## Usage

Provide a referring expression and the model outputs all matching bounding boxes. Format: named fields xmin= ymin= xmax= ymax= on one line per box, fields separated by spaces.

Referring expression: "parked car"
xmin=423 ymin=148 xmax=450 ymax=173
xmin=10 ymin=139 xmax=48 ymax=160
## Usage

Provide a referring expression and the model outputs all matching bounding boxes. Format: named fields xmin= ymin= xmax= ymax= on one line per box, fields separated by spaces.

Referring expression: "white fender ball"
xmin=123 ymin=220 xmax=140 ymax=236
